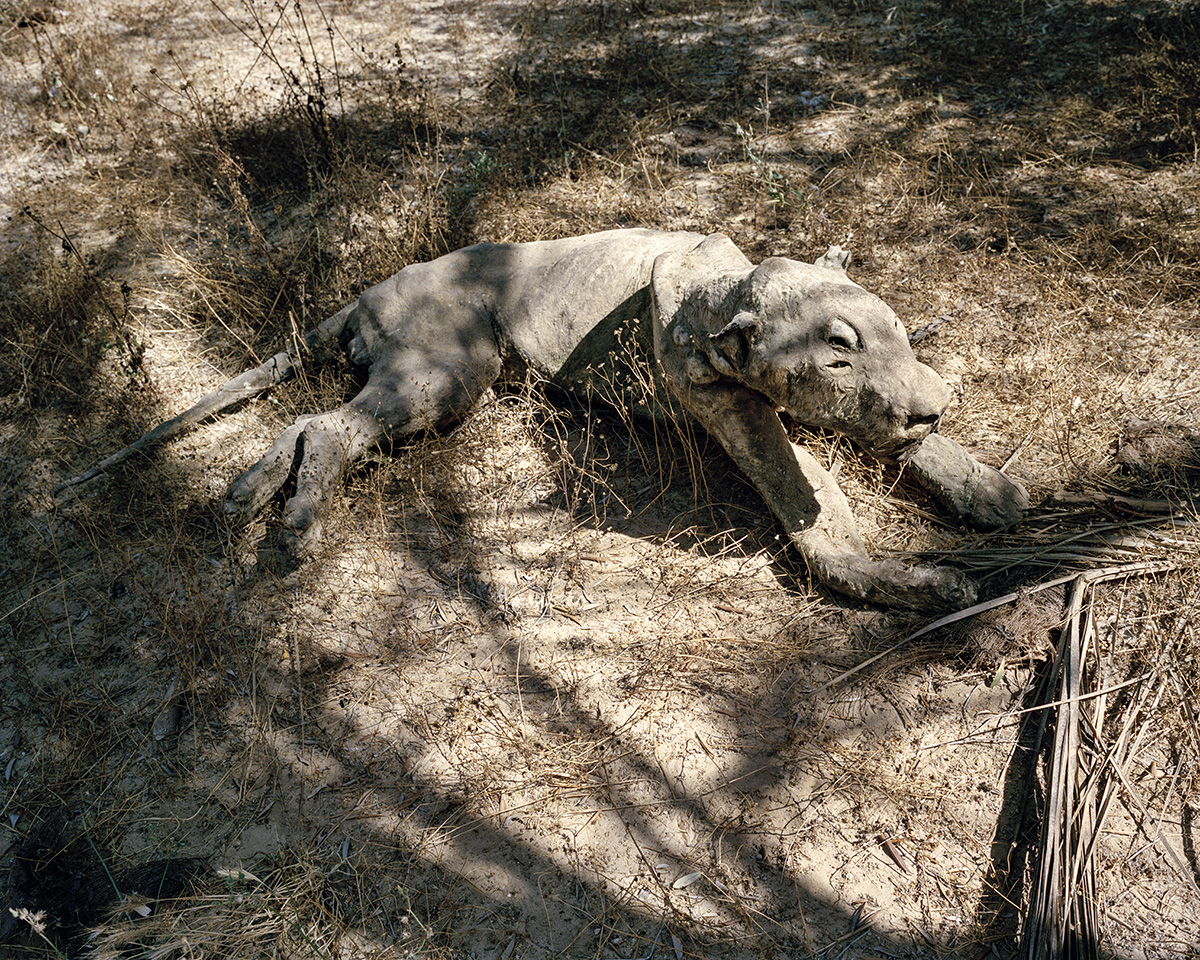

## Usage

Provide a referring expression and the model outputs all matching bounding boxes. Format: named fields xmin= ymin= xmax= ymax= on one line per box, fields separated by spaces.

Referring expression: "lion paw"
xmin=870 ymin=558 xmax=978 ymax=611
xmin=224 ymin=420 xmax=310 ymax=525
xmin=963 ymin=464 xmax=1029 ymax=530
xmin=807 ymin=544 xmax=978 ymax=611
xmin=900 ymin=434 xmax=1027 ymax=531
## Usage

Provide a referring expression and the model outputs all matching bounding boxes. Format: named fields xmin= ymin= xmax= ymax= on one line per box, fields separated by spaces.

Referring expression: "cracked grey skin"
xmin=65 ymin=229 xmax=1027 ymax=609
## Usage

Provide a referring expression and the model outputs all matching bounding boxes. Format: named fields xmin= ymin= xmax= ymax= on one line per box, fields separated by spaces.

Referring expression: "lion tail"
xmin=54 ymin=301 xmax=357 ymax=495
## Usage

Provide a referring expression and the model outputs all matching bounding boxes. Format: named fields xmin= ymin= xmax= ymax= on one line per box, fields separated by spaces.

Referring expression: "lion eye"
xmin=827 ymin=318 xmax=860 ymax=351
xmin=826 ymin=359 xmax=852 ymax=370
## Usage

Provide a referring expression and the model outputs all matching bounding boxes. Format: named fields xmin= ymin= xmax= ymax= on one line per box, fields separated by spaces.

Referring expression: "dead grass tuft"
xmin=0 ymin=217 xmax=145 ymax=413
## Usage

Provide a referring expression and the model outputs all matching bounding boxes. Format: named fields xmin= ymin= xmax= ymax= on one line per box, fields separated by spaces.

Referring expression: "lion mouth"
xmin=775 ymin=408 xmax=940 ymax=460
xmin=886 ymin=428 xmax=938 ymax=459
xmin=865 ymin=419 xmax=941 ymax=459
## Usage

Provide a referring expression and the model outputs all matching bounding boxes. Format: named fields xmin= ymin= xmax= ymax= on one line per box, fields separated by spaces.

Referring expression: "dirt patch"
xmin=2 ymin=1 xmax=1199 ymax=958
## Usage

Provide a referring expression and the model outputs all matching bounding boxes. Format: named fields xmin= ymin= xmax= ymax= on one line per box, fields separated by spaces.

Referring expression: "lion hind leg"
xmin=231 ymin=345 xmax=504 ymax=558
xmin=224 ymin=415 xmax=319 ymax=524
xmin=222 ymin=404 xmax=383 ymax=556
xmin=276 ymin=404 xmax=387 ymax=555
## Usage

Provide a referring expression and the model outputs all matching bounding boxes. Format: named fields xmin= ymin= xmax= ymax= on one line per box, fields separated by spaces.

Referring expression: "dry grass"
xmin=2 ymin=0 xmax=1200 ymax=958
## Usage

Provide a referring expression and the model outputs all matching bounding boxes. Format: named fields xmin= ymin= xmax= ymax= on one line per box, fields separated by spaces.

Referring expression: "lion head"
xmin=652 ymin=235 xmax=951 ymax=455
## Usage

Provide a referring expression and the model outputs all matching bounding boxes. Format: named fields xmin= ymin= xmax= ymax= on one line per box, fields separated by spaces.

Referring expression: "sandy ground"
xmin=2 ymin=1 xmax=1199 ymax=958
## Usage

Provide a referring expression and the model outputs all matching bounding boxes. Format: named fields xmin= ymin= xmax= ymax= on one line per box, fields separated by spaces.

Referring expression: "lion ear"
xmin=707 ymin=311 xmax=759 ymax=375
xmin=651 ymin=233 xmax=753 ymax=349
xmin=813 ymin=245 xmax=852 ymax=272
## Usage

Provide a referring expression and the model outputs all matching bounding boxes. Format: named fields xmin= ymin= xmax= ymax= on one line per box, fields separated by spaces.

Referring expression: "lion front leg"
xmin=788 ymin=445 xmax=977 ymax=610
xmin=677 ymin=382 xmax=977 ymax=610
xmin=898 ymin=433 xmax=1028 ymax=530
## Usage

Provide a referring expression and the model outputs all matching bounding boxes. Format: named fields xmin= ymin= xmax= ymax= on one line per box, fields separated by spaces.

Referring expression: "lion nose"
xmin=901 ymin=365 xmax=950 ymax=435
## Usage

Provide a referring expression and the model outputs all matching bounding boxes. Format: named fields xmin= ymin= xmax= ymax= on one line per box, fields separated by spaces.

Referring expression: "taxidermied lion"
xmin=60 ymin=229 xmax=1026 ymax=609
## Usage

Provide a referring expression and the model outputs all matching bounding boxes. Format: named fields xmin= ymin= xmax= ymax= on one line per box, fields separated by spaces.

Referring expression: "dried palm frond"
xmin=916 ymin=508 xmax=1199 ymax=583
xmin=1021 ymin=568 xmax=1200 ymax=959
xmin=1023 ymin=573 xmax=1101 ymax=960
